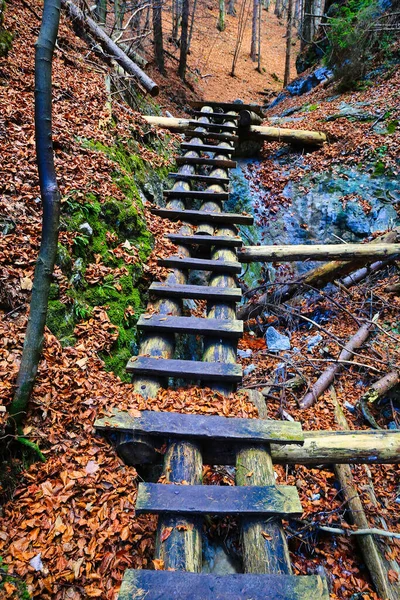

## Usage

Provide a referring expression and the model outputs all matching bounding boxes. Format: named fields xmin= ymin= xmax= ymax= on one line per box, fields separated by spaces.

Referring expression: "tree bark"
xmin=152 ymin=0 xmax=165 ymax=74
xmin=227 ymin=0 xmax=236 ymax=16
xmin=301 ymin=0 xmax=313 ymax=48
xmin=299 ymin=318 xmax=377 ymax=409
xmin=61 ymin=0 xmax=159 ymax=95
xmin=250 ymin=0 xmax=259 ymax=60
xmin=283 ymin=0 xmax=294 ymax=86
xmin=9 ymin=0 xmax=61 ymax=430
xmin=217 ymin=0 xmax=226 ymax=30
xmin=238 ymin=243 xmax=400 ymax=263
xmin=178 ymin=0 xmax=189 ymax=79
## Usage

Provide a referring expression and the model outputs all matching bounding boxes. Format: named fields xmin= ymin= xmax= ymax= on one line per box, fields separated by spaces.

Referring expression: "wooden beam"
xmin=119 ymin=570 xmax=329 ymax=600
xmin=126 ymin=356 xmax=242 ymax=382
xmin=137 ymin=314 xmax=243 ymax=338
xmin=245 ymin=124 xmax=326 ymax=145
xmin=158 ymin=256 xmax=242 ymax=273
xmin=175 ymin=156 xmax=237 ymax=168
xmin=135 ymin=482 xmax=303 ymax=516
xmin=238 ymin=243 xmax=400 ymax=263
xmin=166 ymin=233 xmax=242 ymax=247
xmin=190 ymin=100 xmax=265 ymax=116
xmin=151 ymin=207 xmax=253 ymax=225
xmin=181 ymin=142 xmax=234 ymax=154
xmin=168 ymin=173 xmax=230 ymax=185
xmin=149 ymin=282 xmax=243 ymax=301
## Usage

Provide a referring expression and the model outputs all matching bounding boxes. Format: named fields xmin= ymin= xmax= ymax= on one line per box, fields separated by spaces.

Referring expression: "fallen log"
xmin=359 ymin=369 xmax=400 ymax=429
xmin=299 ymin=316 xmax=377 ymax=410
xmin=60 ymin=0 xmax=159 ymax=96
xmin=142 ymin=115 xmax=326 ymax=145
xmin=238 ymin=228 xmax=400 ymax=321
xmin=332 ymin=391 xmax=400 ymax=600
xmin=238 ymin=243 xmax=400 ymax=263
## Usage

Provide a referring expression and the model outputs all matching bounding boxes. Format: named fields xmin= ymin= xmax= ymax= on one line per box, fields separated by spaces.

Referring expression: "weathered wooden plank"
xmin=175 ymin=156 xmax=237 ymax=168
xmin=190 ymin=100 xmax=265 ymax=116
xmin=151 ymin=208 xmax=253 ymax=225
xmin=181 ymin=143 xmax=234 ymax=155
xmin=149 ymin=282 xmax=242 ymax=301
xmin=187 ymin=120 xmax=238 ymax=131
xmin=119 ymin=570 xmax=329 ymax=600
xmin=166 ymin=233 xmax=242 ymax=247
xmin=191 ymin=111 xmax=240 ymax=120
xmin=95 ymin=409 xmax=304 ymax=444
xmin=168 ymin=173 xmax=230 ymax=185
xmin=137 ymin=315 xmax=243 ymax=338
xmin=184 ymin=130 xmax=239 ymax=143
xmin=238 ymin=243 xmax=400 ymax=263
xmin=126 ymin=356 xmax=242 ymax=382
xmin=158 ymin=256 xmax=242 ymax=273
xmin=164 ymin=190 xmax=230 ymax=201
xmin=135 ymin=482 xmax=302 ymax=516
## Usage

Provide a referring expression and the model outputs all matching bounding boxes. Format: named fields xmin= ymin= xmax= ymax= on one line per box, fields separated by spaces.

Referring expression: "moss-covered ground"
xmin=46 ymin=134 xmax=174 ymax=381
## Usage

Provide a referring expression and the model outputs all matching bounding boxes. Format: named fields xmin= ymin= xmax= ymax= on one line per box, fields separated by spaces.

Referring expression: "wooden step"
xmin=184 ymin=130 xmax=239 ymax=143
xmin=176 ymin=156 xmax=237 ymax=168
xmin=166 ymin=233 xmax=242 ymax=247
xmin=119 ymin=571 xmax=329 ymax=600
xmin=95 ymin=409 xmax=304 ymax=445
xmin=158 ymin=256 xmax=242 ymax=273
xmin=126 ymin=356 xmax=242 ymax=383
xmin=181 ymin=143 xmax=234 ymax=155
xmin=164 ymin=190 xmax=229 ymax=201
xmin=135 ymin=482 xmax=302 ymax=516
xmin=190 ymin=100 xmax=264 ymax=116
xmin=149 ymin=283 xmax=242 ymax=302
xmin=137 ymin=315 xmax=243 ymax=338
xmin=192 ymin=111 xmax=240 ymax=120
xmin=168 ymin=173 xmax=230 ymax=185
xmin=187 ymin=120 xmax=238 ymax=131
xmin=151 ymin=208 xmax=253 ymax=225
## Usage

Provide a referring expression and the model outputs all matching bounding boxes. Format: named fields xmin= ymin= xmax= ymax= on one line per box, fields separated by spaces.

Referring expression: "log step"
xmin=149 ymin=283 xmax=242 ymax=301
xmin=187 ymin=120 xmax=238 ymax=131
xmin=126 ymin=356 xmax=242 ymax=382
xmin=181 ymin=143 xmax=234 ymax=155
xmin=184 ymin=130 xmax=239 ymax=143
xmin=137 ymin=315 xmax=243 ymax=338
xmin=168 ymin=173 xmax=230 ymax=185
xmin=190 ymin=100 xmax=264 ymax=116
xmin=164 ymin=190 xmax=229 ymax=201
xmin=135 ymin=482 xmax=302 ymax=516
xmin=176 ymin=156 xmax=237 ymax=168
xmin=95 ymin=409 xmax=304 ymax=445
xmin=158 ymin=256 xmax=242 ymax=273
xmin=166 ymin=233 xmax=243 ymax=247
xmin=151 ymin=208 xmax=253 ymax=225
xmin=119 ymin=571 xmax=329 ymax=600
xmin=192 ymin=111 xmax=240 ymax=120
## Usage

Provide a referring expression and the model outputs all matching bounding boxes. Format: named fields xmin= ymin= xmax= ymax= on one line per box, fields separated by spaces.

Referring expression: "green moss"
xmin=0 ymin=0 xmax=12 ymax=58
xmin=46 ymin=300 xmax=75 ymax=345
xmin=48 ymin=283 xmax=60 ymax=300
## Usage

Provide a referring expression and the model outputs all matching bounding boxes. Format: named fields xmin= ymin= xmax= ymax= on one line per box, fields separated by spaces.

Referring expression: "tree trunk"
xmin=301 ymin=0 xmax=313 ymax=48
xmin=8 ymin=0 xmax=61 ymax=430
xmin=178 ymin=0 xmax=189 ymax=79
xmin=61 ymin=0 xmax=159 ymax=95
xmin=95 ymin=0 xmax=107 ymax=24
xmin=217 ymin=0 xmax=226 ymax=30
xmin=283 ymin=0 xmax=293 ymax=86
xmin=250 ymin=0 xmax=259 ymax=60
xmin=257 ymin=0 xmax=261 ymax=71
xmin=227 ymin=0 xmax=236 ymax=16
xmin=275 ymin=0 xmax=284 ymax=18
xmin=152 ymin=0 xmax=165 ymax=74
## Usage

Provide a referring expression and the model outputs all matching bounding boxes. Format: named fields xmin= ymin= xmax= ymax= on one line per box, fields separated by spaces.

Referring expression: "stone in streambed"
xmin=265 ymin=327 xmax=291 ymax=352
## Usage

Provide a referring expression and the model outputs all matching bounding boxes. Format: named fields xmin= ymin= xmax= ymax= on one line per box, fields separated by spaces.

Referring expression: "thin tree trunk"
xmin=227 ymin=0 xmax=236 ymax=16
xmin=152 ymin=0 xmax=165 ymax=74
xmin=9 ymin=0 xmax=61 ymax=430
xmin=187 ymin=0 xmax=198 ymax=52
xmin=250 ymin=0 xmax=258 ymax=60
xmin=283 ymin=0 xmax=293 ymax=86
xmin=275 ymin=0 xmax=283 ymax=18
xmin=178 ymin=0 xmax=189 ymax=78
xmin=95 ymin=0 xmax=107 ymax=24
xmin=257 ymin=0 xmax=261 ymax=71
xmin=301 ymin=0 xmax=313 ymax=48
xmin=172 ymin=0 xmax=180 ymax=40
xmin=217 ymin=0 xmax=226 ymax=30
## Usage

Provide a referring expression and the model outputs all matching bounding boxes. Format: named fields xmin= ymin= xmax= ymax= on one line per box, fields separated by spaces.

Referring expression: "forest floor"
xmin=0 ymin=0 xmax=399 ymax=599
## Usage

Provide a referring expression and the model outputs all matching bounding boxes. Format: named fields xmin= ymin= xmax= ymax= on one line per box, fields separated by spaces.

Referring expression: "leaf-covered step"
xmin=151 ymin=207 xmax=253 ymax=225
xmin=149 ymin=282 xmax=242 ymax=302
xmin=135 ymin=482 xmax=302 ymax=516
xmin=137 ymin=315 xmax=243 ymax=338
xmin=119 ymin=570 xmax=329 ymax=600
xmin=158 ymin=256 xmax=241 ymax=273
xmin=126 ymin=356 xmax=242 ymax=383
xmin=95 ymin=409 xmax=304 ymax=445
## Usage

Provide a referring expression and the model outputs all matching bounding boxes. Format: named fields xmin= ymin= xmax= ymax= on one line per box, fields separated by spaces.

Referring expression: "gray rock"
xmin=325 ymin=102 xmax=376 ymax=122
xmin=79 ymin=222 xmax=93 ymax=237
xmin=266 ymin=327 xmax=291 ymax=352
xmin=237 ymin=349 xmax=253 ymax=359
xmin=307 ymin=333 xmax=323 ymax=351
xmin=243 ymin=364 xmax=256 ymax=375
